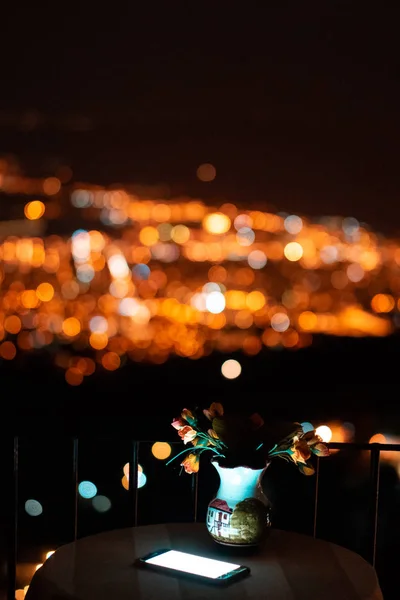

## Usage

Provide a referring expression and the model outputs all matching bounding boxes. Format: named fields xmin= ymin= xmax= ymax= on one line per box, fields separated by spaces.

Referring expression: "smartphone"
xmin=135 ymin=548 xmax=250 ymax=585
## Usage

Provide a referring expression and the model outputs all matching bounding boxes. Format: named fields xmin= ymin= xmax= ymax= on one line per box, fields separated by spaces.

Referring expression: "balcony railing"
xmin=2 ymin=438 xmax=400 ymax=600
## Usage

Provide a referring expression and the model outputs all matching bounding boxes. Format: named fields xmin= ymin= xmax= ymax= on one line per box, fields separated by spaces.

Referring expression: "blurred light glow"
xmin=152 ymin=441 xmax=172 ymax=460
xmin=203 ymin=212 xmax=231 ymax=234
xmin=221 ymin=359 xmax=242 ymax=379
xmin=316 ymin=425 xmax=332 ymax=443
xmin=24 ymin=200 xmax=45 ymax=220
xmin=205 ymin=291 xmax=225 ymax=314
xmin=89 ymin=316 xmax=108 ymax=334
xmin=271 ymin=312 xmax=290 ymax=332
xmin=248 ymin=250 xmax=267 ymax=269
xmin=78 ymin=481 xmax=97 ymax=499
xmin=25 ymin=499 xmax=43 ymax=517
xmin=197 ymin=163 xmax=216 ymax=182
xmin=284 ymin=215 xmax=303 ymax=234
xmin=138 ymin=471 xmax=147 ymax=488
xmin=284 ymin=242 xmax=303 ymax=262
xmin=92 ymin=495 xmax=112 ymax=513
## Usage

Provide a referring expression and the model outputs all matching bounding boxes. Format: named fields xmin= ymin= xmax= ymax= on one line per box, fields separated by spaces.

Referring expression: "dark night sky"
xmin=1 ymin=4 xmax=400 ymax=231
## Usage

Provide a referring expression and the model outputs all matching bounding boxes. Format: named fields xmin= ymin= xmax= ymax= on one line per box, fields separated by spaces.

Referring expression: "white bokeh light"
xmin=205 ymin=291 xmax=226 ymax=314
xmin=221 ymin=359 xmax=242 ymax=379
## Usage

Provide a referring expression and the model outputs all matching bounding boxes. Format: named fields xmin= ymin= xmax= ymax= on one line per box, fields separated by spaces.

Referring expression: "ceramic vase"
xmin=206 ymin=459 xmax=271 ymax=546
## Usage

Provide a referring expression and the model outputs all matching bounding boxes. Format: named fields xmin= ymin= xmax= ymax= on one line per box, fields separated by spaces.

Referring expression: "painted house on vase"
xmin=207 ymin=499 xmax=233 ymax=537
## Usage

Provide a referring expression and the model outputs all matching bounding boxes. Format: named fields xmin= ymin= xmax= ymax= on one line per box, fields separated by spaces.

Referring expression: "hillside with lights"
xmin=0 ymin=157 xmax=399 ymax=389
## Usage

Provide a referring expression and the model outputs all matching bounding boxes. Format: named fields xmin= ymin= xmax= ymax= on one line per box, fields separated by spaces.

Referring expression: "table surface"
xmin=26 ymin=523 xmax=383 ymax=600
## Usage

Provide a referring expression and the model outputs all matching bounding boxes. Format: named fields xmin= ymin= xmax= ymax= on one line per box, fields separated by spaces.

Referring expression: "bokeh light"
xmin=151 ymin=442 xmax=172 ymax=460
xmin=24 ymin=200 xmax=45 ymax=220
xmin=92 ymin=495 xmax=112 ymax=513
xmin=221 ymin=359 xmax=242 ymax=379
xmin=315 ymin=425 xmax=333 ymax=443
xmin=78 ymin=481 xmax=97 ymax=499
xmin=25 ymin=499 xmax=43 ymax=517
xmin=196 ymin=163 xmax=216 ymax=182
xmin=0 ymin=157 xmax=397 ymax=377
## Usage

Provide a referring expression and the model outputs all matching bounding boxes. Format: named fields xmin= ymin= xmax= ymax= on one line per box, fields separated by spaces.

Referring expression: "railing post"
xmin=129 ymin=441 xmax=139 ymax=527
xmin=191 ymin=473 xmax=199 ymax=523
xmin=72 ymin=438 xmax=78 ymax=541
xmin=6 ymin=436 xmax=18 ymax=600
xmin=313 ymin=456 xmax=320 ymax=538
xmin=369 ymin=444 xmax=380 ymax=567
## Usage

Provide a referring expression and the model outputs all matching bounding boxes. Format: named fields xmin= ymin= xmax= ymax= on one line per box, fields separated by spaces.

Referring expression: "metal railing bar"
xmin=369 ymin=446 xmax=380 ymax=567
xmin=328 ymin=442 xmax=399 ymax=451
xmin=7 ymin=436 xmax=18 ymax=600
xmin=128 ymin=441 xmax=139 ymax=527
xmin=191 ymin=473 xmax=199 ymax=523
xmin=313 ymin=456 xmax=320 ymax=539
xmin=72 ymin=438 xmax=78 ymax=541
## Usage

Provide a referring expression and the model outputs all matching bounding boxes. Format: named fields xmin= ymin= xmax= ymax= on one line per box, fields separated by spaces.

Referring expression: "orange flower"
xmin=178 ymin=426 xmax=197 ymax=444
xmin=181 ymin=453 xmax=200 ymax=474
xmin=203 ymin=402 xmax=224 ymax=420
xmin=293 ymin=438 xmax=312 ymax=463
xmin=207 ymin=429 xmax=219 ymax=445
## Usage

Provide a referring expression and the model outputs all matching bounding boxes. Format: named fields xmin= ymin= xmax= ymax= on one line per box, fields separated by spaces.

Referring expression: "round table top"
xmin=26 ymin=523 xmax=383 ymax=600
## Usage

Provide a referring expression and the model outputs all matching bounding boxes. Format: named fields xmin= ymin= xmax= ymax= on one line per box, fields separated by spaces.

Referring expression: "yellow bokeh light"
xmin=45 ymin=550 xmax=55 ymax=560
xmin=171 ymin=224 xmax=190 ymax=244
xmin=246 ymin=291 xmax=266 ymax=311
xmin=62 ymin=317 xmax=81 ymax=337
xmin=24 ymin=200 xmax=45 ymax=220
xmin=203 ymin=212 xmax=231 ymax=235
xmin=36 ymin=282 xmax=54 ymax=302
xmin=284 ymin=241 xmax=303 ymax=261
xmin=151 ymin=441 xmax=172 ymax=460
xmin=139 ymin=226 xmax=159 ymax=246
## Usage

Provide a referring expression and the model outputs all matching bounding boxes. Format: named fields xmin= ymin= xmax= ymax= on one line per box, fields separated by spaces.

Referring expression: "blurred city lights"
xmin=0 ymin=157 xmax=397 ymax=383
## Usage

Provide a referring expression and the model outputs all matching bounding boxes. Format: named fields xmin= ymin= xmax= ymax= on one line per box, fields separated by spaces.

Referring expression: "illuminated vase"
xmin=206 ymin=459 xmax=271 ymax=546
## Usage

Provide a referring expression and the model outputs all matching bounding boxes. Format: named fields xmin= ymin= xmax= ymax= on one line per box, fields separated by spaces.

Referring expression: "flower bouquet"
xmin=168 ymin=402 xmax=329 ymax=475
xmin=168 ymin=403 xmax=329 ymax=546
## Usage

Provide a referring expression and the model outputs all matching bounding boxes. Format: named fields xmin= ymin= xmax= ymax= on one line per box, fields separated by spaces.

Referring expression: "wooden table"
xmin=26 ymin=523 xmax=383 ymax=600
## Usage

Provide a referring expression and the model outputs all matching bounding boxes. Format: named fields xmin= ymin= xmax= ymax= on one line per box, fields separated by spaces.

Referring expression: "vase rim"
xmin=211 ymin=457 xmax=270 ymax=470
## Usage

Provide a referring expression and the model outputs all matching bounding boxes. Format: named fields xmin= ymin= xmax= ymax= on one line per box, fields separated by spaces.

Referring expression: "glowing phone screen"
xmin=145 ymin=550 xmax=242 ymax=579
